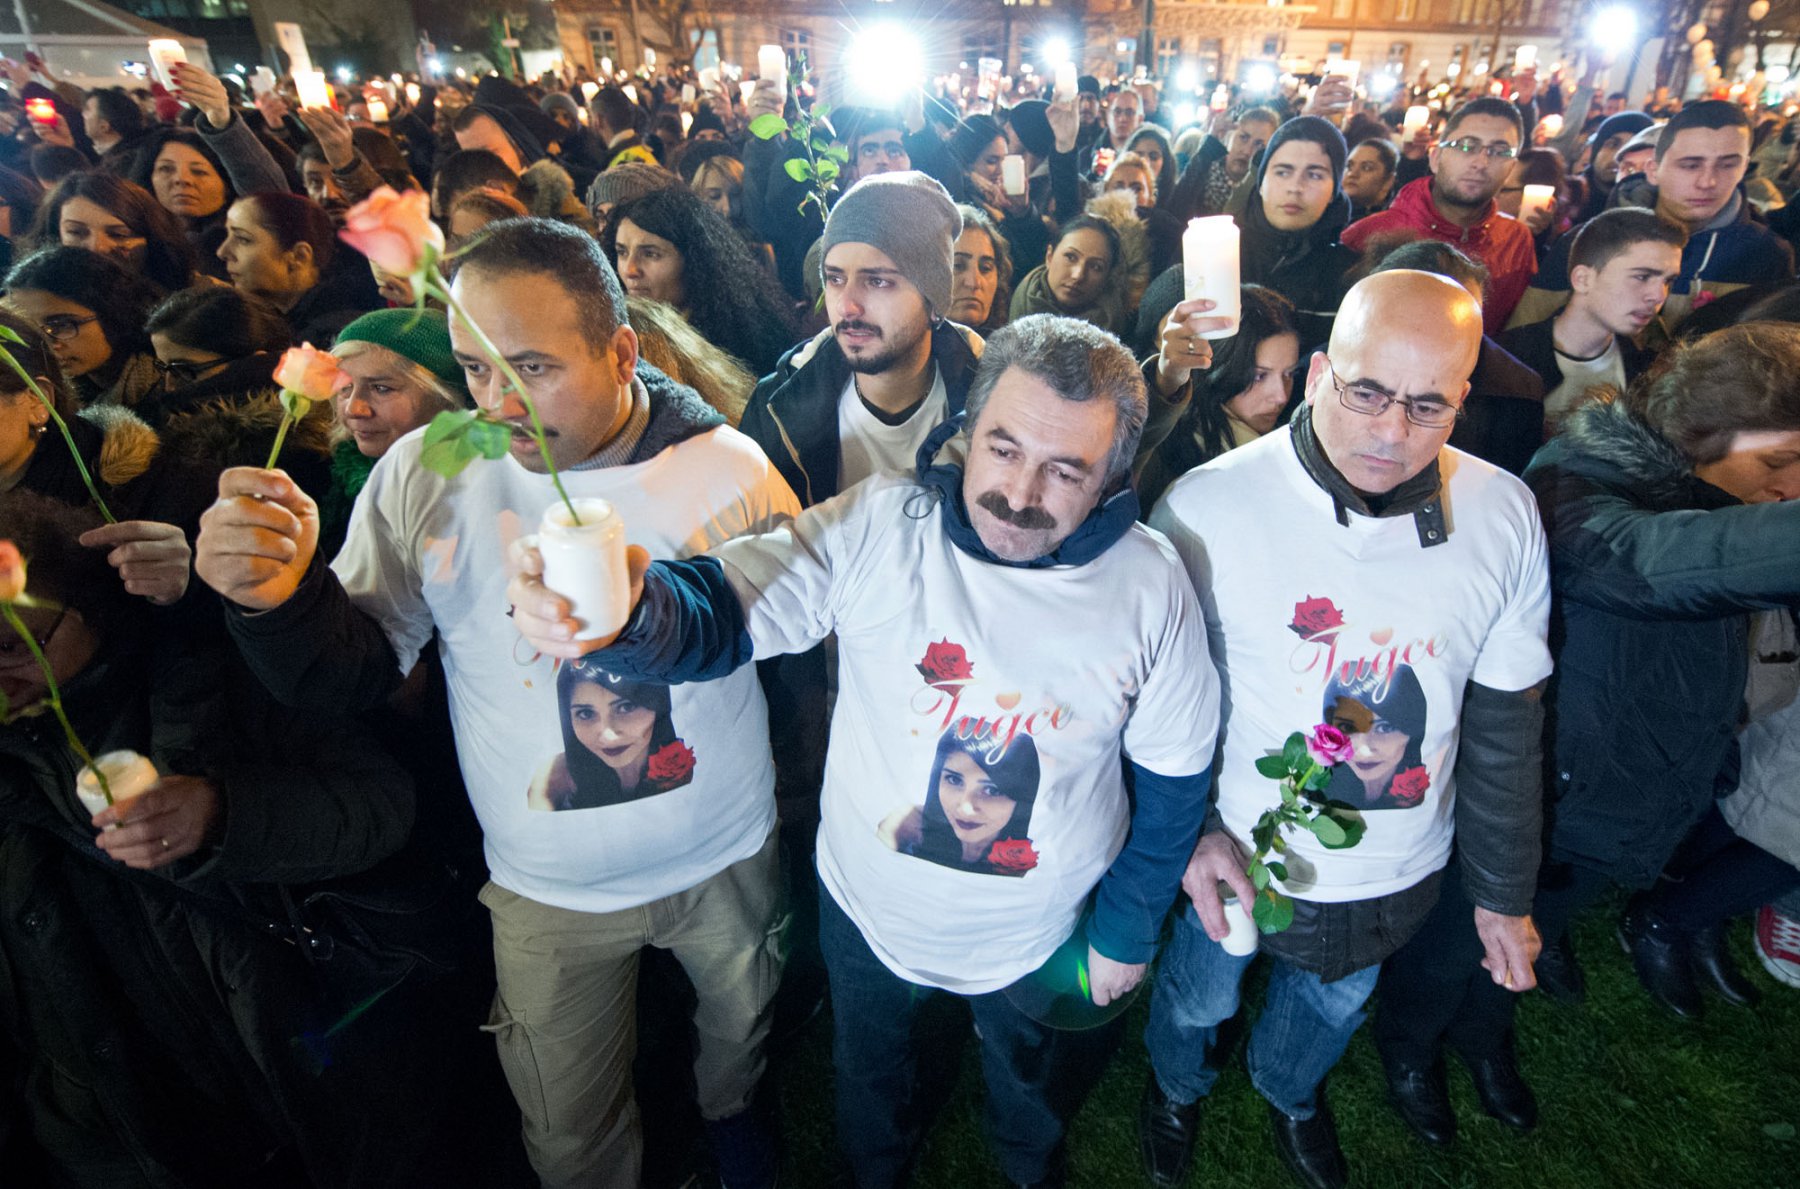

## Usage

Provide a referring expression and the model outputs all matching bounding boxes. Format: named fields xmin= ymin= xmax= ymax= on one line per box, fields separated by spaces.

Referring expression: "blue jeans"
xmin=1144 ymin=903 xmax=1379 ymax=1120
xmin=817 ymin=879 xmax=1117 ymax=1188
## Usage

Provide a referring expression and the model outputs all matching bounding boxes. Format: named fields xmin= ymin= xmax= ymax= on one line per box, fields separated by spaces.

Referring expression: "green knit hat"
xmin=333 ymin=308 xmax=467 ymax=401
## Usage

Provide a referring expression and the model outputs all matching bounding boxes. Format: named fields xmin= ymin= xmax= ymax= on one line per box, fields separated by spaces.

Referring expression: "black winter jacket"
xmin=1524 ymin=396 xmax=1800 ymax=886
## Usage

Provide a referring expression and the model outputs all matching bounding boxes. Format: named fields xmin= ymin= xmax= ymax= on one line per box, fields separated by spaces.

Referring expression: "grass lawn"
xmin=762 ymin=892 xmax=1800 ymax=1188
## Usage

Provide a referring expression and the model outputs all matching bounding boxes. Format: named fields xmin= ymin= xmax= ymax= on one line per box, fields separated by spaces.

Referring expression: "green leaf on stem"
xmin=817 ymin=158 xmax=839 ymax=182
xmin=1250 ymin=861 xmax=1270 ymax=891
xmin=810 ymin=134 xmax=833 ymax=154
xmin=419 ymin=409 xmax=508 ymax=478
xmin=1303 ymin=765 xmax=1332 ymax=791
xmin=1281 ymin=731 xmax=1307 ymax=772
xmin=824 ymin=145 xmax=850 ymax=164
xmin=1310 ymin=814 xmax=1349 ymax=847
xmin=1267 ymin=861 xmax=1288 ymax=881
xmin=749 ymin=113 xmax=787 ymax=140
xmin=813 ymin=101 xmax=832 ymax=119
xmin=784 ymin=158 xmax=814 ymax=182
xmin=1280 ymin=780 xmax=1298 ymax=806
xmin=278 ymin=389 xmax=311 ymax=421
xmin=1250 ymin=814 xmax=1276 ymax=854
xmin=1253 ymin=888 xmax=1295 ymax=933
xmin=1254 ymin=754 xmax=1288 ymax=780
xmin=0 ymin=324 xmax=23 ymax=346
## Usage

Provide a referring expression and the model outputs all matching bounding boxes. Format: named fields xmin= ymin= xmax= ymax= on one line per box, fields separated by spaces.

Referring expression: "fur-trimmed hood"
xmin=1550 ymin=392 xmax=1700 ymax=508
xmin=1083 ymin=189 xmax=1153 ymax=313
xmin=519 ymin=159 xmax=596 ymax=233
xmin=157 ymin=389 xmax=335 ymax=479
xmin=79 ymin=404 xmax=160 ymax=489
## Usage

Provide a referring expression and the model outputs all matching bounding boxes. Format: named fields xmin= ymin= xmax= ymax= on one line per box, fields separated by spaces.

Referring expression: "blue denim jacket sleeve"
xmin=597 ymin=557 xmax=756 ymax=685
xmin=1087 ymin=762 xmax=1213 ymax=965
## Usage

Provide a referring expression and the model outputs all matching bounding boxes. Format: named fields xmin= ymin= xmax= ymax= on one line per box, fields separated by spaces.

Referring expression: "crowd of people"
xmin=0 ymin=40 xmax=1798 ymax=1189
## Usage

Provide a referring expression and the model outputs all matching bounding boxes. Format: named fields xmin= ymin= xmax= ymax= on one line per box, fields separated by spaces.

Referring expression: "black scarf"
xmin=1289 ymin=404 xmax=1448 ymax=548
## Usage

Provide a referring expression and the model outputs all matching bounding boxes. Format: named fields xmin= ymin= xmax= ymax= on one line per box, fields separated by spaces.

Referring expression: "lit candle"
xmin=1055 ymin=61 xmax=1078 ymax=101
xmin=1403 ymin=105 xmax=1429 ymax=138
xmin=580 ymin=80 xmax=599 ymax=102
xmin=1182 ymin=217 xmax=1241 ymax=340
xmin=681 ymin=111 xmax=693 ymax=134
xmin=1514 ymin=44 xmax=1538 ymax=72
xmin=681 ymin=82 xmax=695 ymax=105
xmin=147 ymin=39 xmax=187 ymax=90
xmin=759 ymin=44 xmax=787 ymax=82
xmin=405 ymin=81 xmax=421 ymax=105
xmin=1519 ymin=184 xmax=1556 ymax=224
xmin=365 ymin=96 xmax=388 ymax=123
xmin=643 ymin=48 xmax=656 ymax=70
xmin=1538 ymin=112 xmax=1563 ymax=138
xmin=622 ymin=83 xmax=638 ymax=105
xmin=295 ymin=69 xmax=330 ymax=110
xmin=600 ymin=57 xmax=613 ymax=78
xmin=738 ymin=81 xmax=755 ymax=104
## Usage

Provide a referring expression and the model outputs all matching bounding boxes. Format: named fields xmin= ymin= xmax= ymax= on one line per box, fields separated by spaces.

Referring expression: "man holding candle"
xmin=194 ymin=218 xmax=800 ymax=1189
xmin=1342 ymin=97 xmax=1538 ymax=333
xmin=1139 ymin=271 xmax=1551 ymax=1189
xmin=508 ymin=314 xmax=1220 ymax=1189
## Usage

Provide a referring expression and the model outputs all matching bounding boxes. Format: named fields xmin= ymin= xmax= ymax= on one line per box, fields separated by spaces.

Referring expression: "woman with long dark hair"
xmin=1134 ymin=284 xmax=1299 ymax=508
xmin=1321 ymin=664 xmax=1431 ymax=810
xmin=0 ymin=164 xmax=43 ymax=274
xmin=950 ymin=204 xmax=1014 ymax=334
xmin=29 ymin=171 xmax=200 ymax=294
xmin=881 ymin=730 xmax=1043 ymax=877
xmin=217 ymin=191 xmax=380 ymax=345
xmin=4 ymin=246 xmax=159 ymax=408
xmin=530 ymin=659 xmax=694 ymax=811
xmin=601 ymin=186 xmax=799 ymax=376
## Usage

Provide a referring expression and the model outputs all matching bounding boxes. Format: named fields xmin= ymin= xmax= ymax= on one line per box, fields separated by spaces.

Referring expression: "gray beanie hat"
xmin=821 ymin=171 xmax=962 ymax=317
xmin=585 ymin=161 xmax=681 ymax=218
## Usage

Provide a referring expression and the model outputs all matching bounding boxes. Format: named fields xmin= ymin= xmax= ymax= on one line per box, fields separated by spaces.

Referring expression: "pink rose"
xmin=272 ymin=343 xmax=347 ymax=402
xmin=338 ymin=186 xmax=444 ymax=279
xmin=0 ymin=541 xmax=24 ymax=603
xmin=1306 ymin=723 xmax=1354 ymax=767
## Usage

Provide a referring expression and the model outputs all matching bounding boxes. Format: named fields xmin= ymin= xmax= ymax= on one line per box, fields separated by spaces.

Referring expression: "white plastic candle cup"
xmin=759 ymin=45 xmax=787 ymax=82
xmin=623 ymin=83 xmax=639 ymax=104
xmin=365 ymin=97 xmax=388 ymax=123
xmin=600 ymin=57 xmax=613 ymax=78
xmin=1519 ymin=183 xmax=1556 ymax=223
xmin=1055 ymin=61 xmax=1078 ymax=101
xmin=405 ymin=81 xmax=421 ymax=105
xmin=1002 ymin=154 xmax=1027 ymax=196
xmin=1218 ymin=893 xmax=1260 ymax=956
xmin=1539 ymin=113 xmax=1564 ymax=138
xmin=148 ymin=39 xmax=187 ymax=90
xmin=295 ymin=69 xmax=330 ymax=110
xmin=681 ymin=83 xmax=696 ymax=105
xmin=76 ymin=750 xmax=158 ymax=825
xmin=1403 ymin=105 xmax=1429 ymax=138
xmin=580 ymin=80 xmax=599 ymax=102
xmin=1514 ymin=44 xmax=1538 ymax=72
xmin=252 ymin=66 xmax=278 ymax=99
xmin=738 ymin=81 xmax=755 ymax=105
xmin=1182 ymin=216 xmax=1241 ymax=339
xmin=537 ymin=498 xmax=630 ymax=642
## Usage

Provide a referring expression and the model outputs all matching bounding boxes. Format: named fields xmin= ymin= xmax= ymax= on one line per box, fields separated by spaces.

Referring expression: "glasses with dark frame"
xmin=38 ymin=314 xmax=99 ymax=343
xmin=1326 ymin=362 xmax=1463 ymax=429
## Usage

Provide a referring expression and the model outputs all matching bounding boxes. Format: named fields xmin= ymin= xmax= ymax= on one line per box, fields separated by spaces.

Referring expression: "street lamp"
xmin=1590 ymin=5 xmax=1639 ymax=59
xmin=846 ymin=25 xmax=922 ymax=105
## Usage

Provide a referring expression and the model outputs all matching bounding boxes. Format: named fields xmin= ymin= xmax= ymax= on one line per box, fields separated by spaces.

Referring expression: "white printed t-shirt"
xmin=836 ymin=366 xmax=949 ymax=490
xmin=333 ymin=422 xmax=799 ymax=913
xmin=718 ymin=476 xmax=1219 ymax=993
xmin=1150 ymin=428 xmax=1552 ymax=903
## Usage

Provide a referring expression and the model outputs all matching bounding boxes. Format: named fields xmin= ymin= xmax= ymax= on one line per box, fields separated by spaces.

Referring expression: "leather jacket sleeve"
xmin=1454 ymin=679 xmax=1546 ymax=916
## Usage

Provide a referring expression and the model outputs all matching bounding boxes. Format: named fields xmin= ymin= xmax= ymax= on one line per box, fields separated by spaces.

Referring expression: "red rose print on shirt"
xmin=916 ymin=639 xmax=976 ymax=692
xmin=1289 ymin=596 xmax=1346 ymax=639
xmin=988 ymin=838 xmax=1039 ymax=873
xmin=1389 ymin=765 xmax=1431 ymax=807
xmin=647 ymin=740 xmax=697 ymax=790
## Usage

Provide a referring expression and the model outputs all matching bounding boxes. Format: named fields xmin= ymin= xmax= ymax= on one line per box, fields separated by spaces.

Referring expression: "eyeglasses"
xmin=1441 ymin=137 xmax=1518 ymax=161
xmin=0 ymin=607 xmax=67 ymax=668
xmin=38 ymin=314 xmax=98 ymax=343
xmin=153 ymin=357 xmax=226 ymax=388
xmin=1327 ymin=363 xmax=1462 ymax=429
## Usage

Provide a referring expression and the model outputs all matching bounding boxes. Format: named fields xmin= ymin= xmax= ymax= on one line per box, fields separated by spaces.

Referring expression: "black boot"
xmin=1268 ymin=1102 xmax=1348 ymax=1189
xmin=1690 ymin=921 xmax=1761 ymax=1006
xmin=1379 ymin=1050 xmax=1456 ymax=1148
xmin=1618 ymin=902 xmax=1703 ymax=1020
xmin=1137 ymin=1076 xmax=1200 ymax=1189
xmin=1459 ymin=1046 xmax=1537 ymax=1131
xmin=1532 ymin=931 xmax=1586 ymax=1004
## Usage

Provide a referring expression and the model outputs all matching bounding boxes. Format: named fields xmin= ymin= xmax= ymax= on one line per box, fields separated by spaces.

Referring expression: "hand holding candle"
xmin=1518 ymin=183 xmax=1556 ymax=229
xmin=1181 ymin=217 xmax=1241 ymax=340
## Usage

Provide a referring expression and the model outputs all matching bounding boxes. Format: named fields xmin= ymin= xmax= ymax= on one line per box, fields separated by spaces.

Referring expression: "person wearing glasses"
xmin=3 ymin=246 xmax=160 ymax=409
xmin=1342 ymin=97 xmax=1538 ymax=334
xmin=1139 ymin=271 xmax=1551 ymax=1189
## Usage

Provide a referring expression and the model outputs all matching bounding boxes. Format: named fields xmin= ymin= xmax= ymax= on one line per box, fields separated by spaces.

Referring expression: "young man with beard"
xmin=192 ymin=218 xmax=798 ymax=1189
xmin=1342 ymin=97 xmax=1537 ymax=333
xmin=1499 ymin=208 xmax=1684 ymax=433
xmin=1139 ymin=272 xmax=1551 ymax=1189
xmin=510 ymin=314 xmax=1220 ymax=1189
xmin=1509 ymin=101 xmax=1794 ymax=332
xmin=1570 ymin=110 xmax=1655 ymax=223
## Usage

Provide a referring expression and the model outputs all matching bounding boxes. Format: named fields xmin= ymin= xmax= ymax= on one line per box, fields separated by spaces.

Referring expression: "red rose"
xmin=1389 ymin=765 xmax=1431 ymax=807
xmin=916 ymin=639 xmax=975 ymax=689
xmin=987 ymin=838 xmax=1039 ymax=873
xmin=1289 ymin=596 xmax=1345 ymax=639
xmin=646 ymin=740 xmax=696 ymax=788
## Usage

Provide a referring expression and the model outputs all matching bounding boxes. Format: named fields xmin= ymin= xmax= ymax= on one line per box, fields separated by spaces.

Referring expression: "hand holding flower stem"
xmin=336 ymin=187 xmax=581 ymax=524
xmin=0 ymin=542 xmax=112 ymax=805
xmin=0 ymin=329 xmax=114 ymax=524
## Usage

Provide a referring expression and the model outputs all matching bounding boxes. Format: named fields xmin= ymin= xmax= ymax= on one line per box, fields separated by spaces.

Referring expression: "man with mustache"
xmin=192 ymin=218 xmax=800 ymax=1189
xmin=1342 ymin=97 xmax=1537 ymax=334
xmin=1499 ymin=208 xmax=1685 ymax=435
xmin=509 ymin=313 xmax=1220 ymax=1189
xmin=1140 ymin=271 xmax=1553 ymax=1189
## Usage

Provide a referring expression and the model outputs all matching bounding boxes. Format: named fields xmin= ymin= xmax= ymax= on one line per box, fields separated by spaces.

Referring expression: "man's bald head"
xmin=1306 ymin=270 xmax=1483 ymax=494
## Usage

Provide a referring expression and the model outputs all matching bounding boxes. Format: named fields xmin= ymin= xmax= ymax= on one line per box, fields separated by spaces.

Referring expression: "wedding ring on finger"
xmin=161 ymin=837 xmax=171 ymax=850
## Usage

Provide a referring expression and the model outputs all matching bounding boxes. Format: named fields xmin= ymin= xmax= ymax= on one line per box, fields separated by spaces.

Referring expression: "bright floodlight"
xmin=1367 ymin=72 xmax=1396 ymax=97
xmin=1043 ymin=38 xmax=1072 ymax=67
xmin=1590 ymin=5 xmax=1638 ymax=56
xmin=847 ymin=24 xmax=922 ymax=105
xmin=1175 ymin=62 xmax=1200 ymax=92
xmin=335 ymin=65 xmax=353 ymax=84
xmin=1245 ymin=64 xmax=1276 ymax=93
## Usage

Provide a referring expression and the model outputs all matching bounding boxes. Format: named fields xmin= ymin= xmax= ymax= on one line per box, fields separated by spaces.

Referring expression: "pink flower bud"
xmin=272 ymin=343 xmax=347 ymax=402
xmin=0 ymin=541 xmax=24 ymax=603
xmin=338 ymin=186 xmax=443 ymax=279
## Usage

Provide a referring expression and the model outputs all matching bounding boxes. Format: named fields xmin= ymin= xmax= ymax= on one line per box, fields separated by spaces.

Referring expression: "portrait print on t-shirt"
xmin=878 ymin=726 xmax=1043 ymax=876
xmin=527 ymin=658 xmax=697 ymax=811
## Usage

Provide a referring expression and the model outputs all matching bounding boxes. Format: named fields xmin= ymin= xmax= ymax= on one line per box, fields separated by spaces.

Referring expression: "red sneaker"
xmin=1754 ymin=904 xmax=1800 ymax=989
